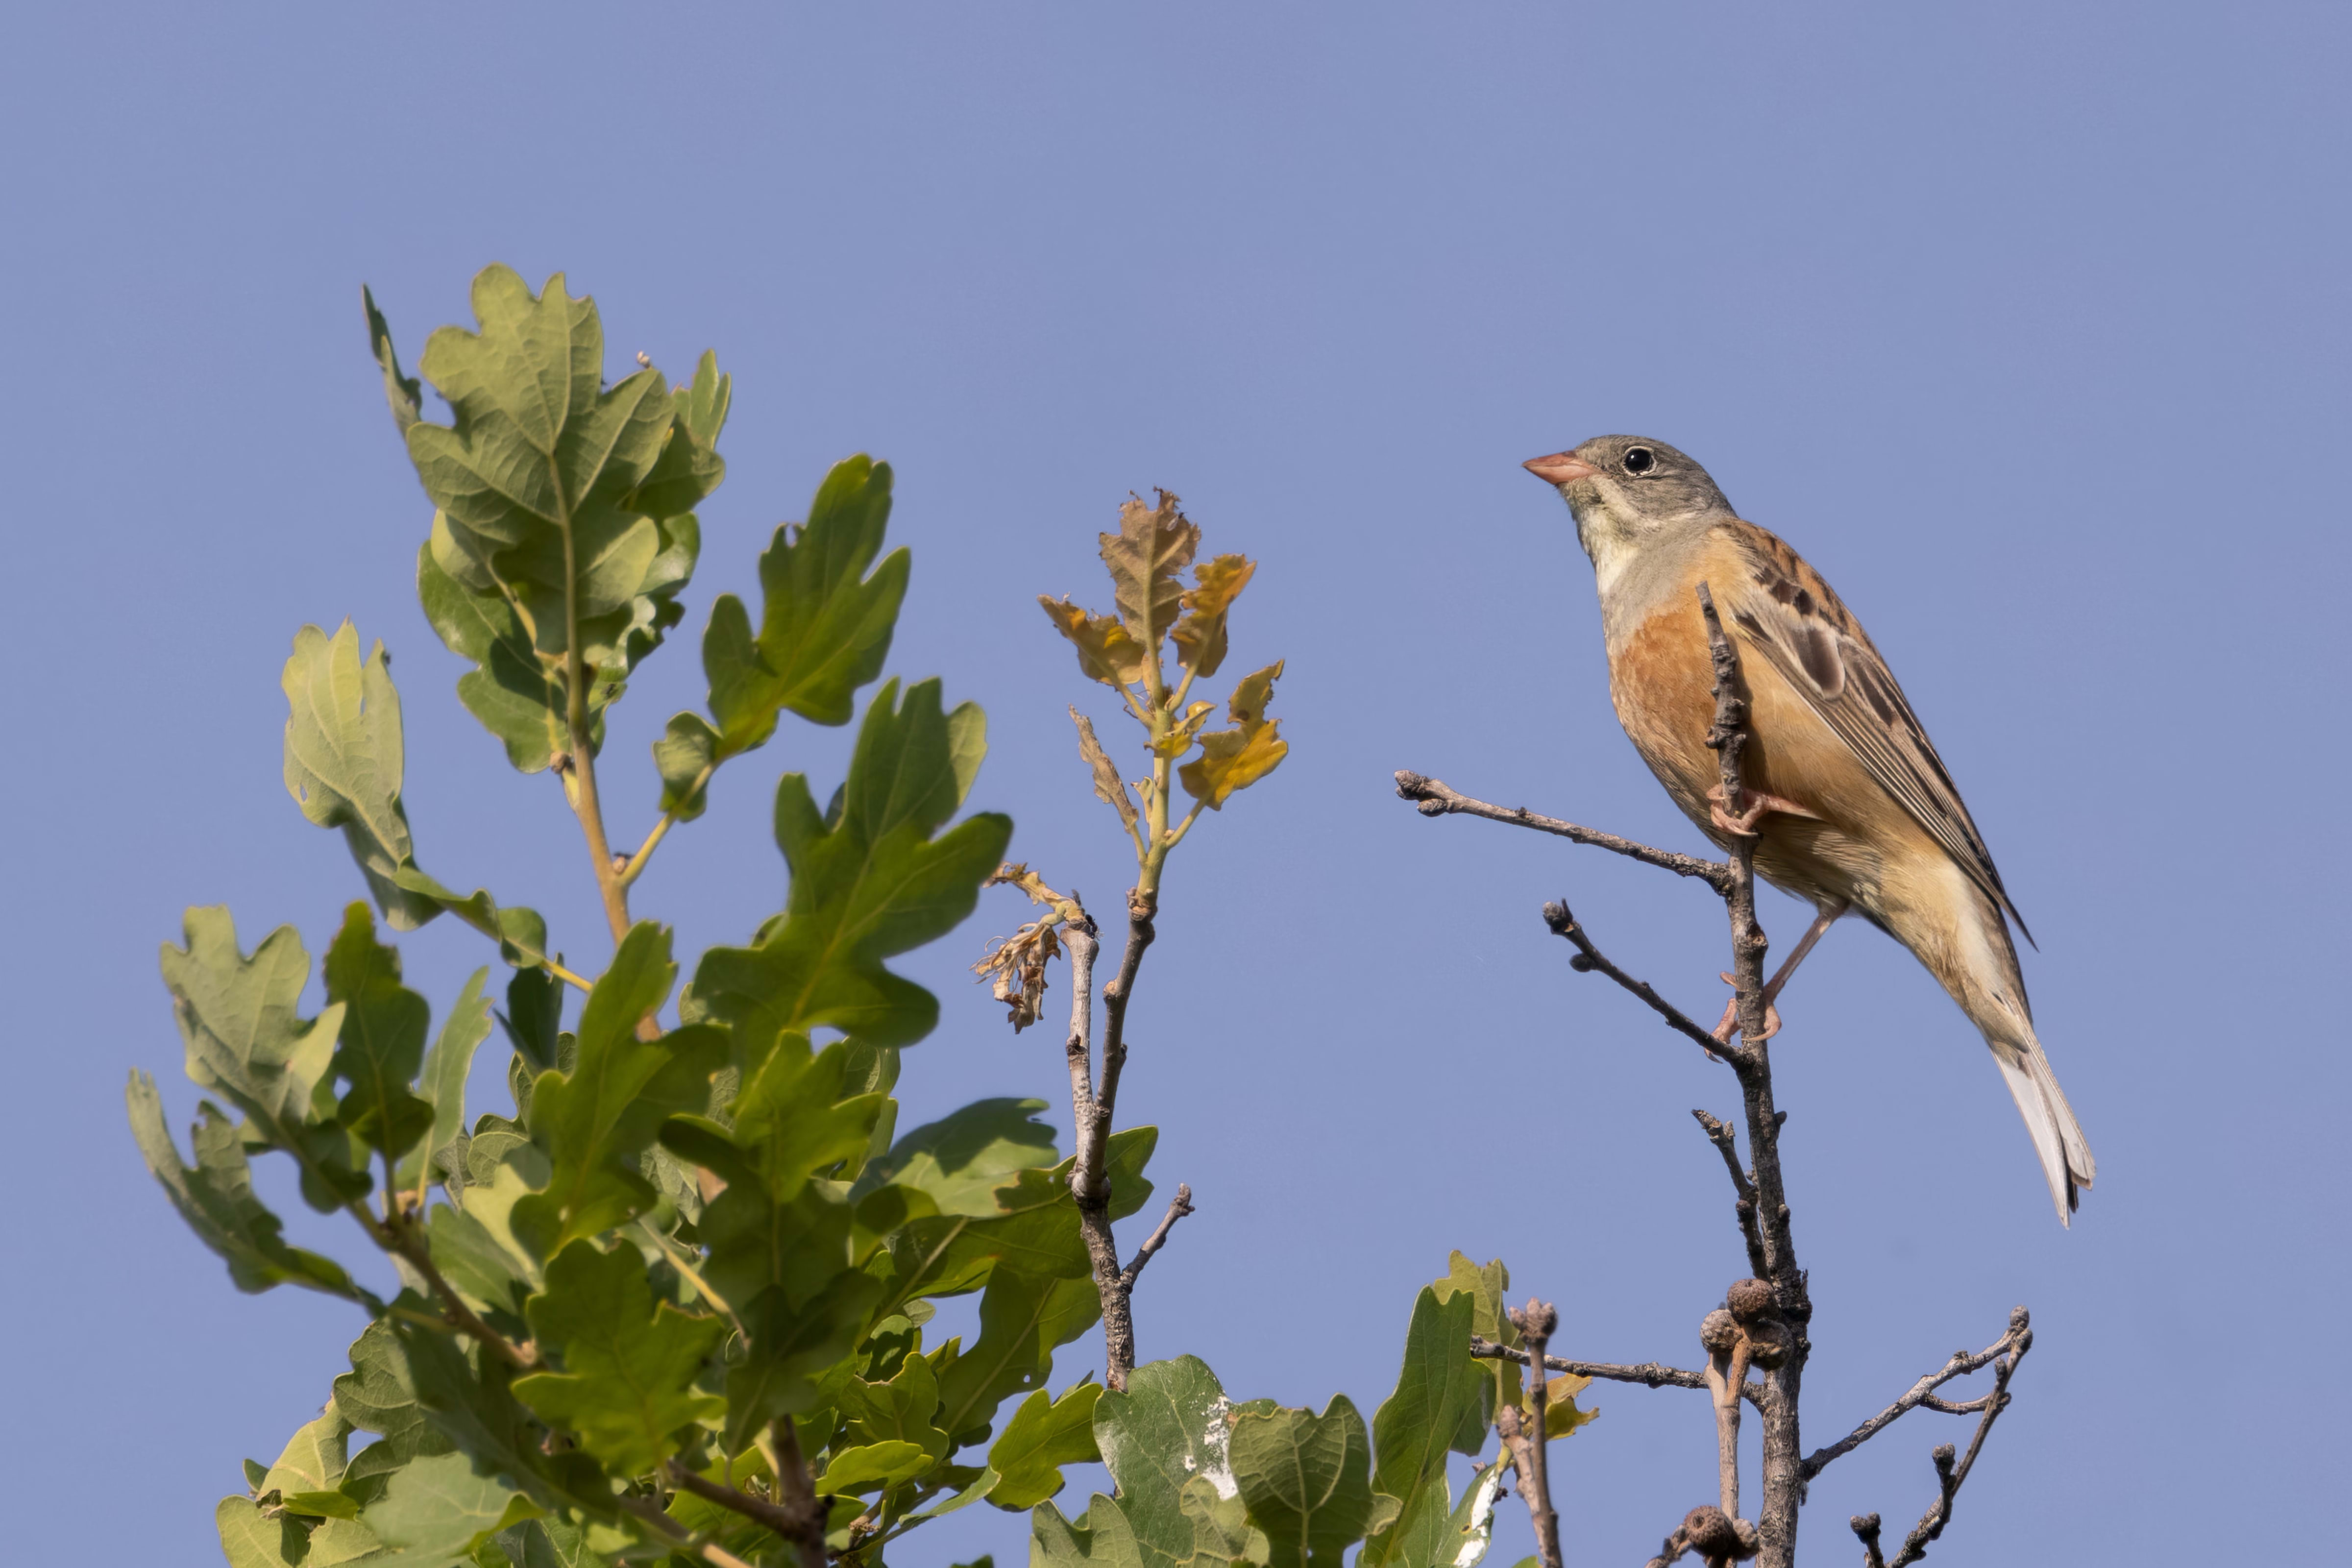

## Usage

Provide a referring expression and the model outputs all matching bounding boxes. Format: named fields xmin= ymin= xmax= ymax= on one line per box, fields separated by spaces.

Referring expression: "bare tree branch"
xmin=1849 ymin=1513 xmax=1888 ymax=1568
xmin=1695 ymin=582 xmax=1812 ymax=1568
xmin=1394 ymin=771 xmax=1734 ymax=893
xmin=1542 ymin=900 xmax=1727 ymax=1056
xmin=1094 ymin=886 xmax=1157 ymax=1131
xmin=1470 ymin=1336 xmax=1767 ymax=1410
xmin=665 ymin=1461 xmax=810 ymax=1546
xmin=996 ymin=867 xmax=1168 ymax=1392
xmin=1118 ymin=1183 xmax=1195 ymax=1292
xmin=1692 ymin=1110 xmax=1769 ymax=1279
xmin=1496 ymin=1299 xmax=1564 ymax=1568
xmin=1801 ymin=1308 xmax=2031 ymax=1480
xmin=1396 ymin=584 xmax=2036 ymax=1568
xmin=1860 ymin=1327 xmax=2032 ymax=1567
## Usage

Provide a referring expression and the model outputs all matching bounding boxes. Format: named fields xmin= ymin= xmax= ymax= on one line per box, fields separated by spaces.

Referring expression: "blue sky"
xmin=3 ymin=4 xmax=2346 ymax=1564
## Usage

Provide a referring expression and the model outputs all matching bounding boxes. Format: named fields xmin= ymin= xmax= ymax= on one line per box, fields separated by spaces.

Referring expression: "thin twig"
xmin=1079 ymin=885 xmax=1160 ymax=1389
xmin=665 ymin=1461 xmax=808 ymax=1542
xmin=1705 ymin=1316 xmax=1749 ymax=1518
xmin=1692 ymin=1111 xmax=1769 ymax=1278
xmin=614 ymin=1493 xmax=759 ymax=1568
xmin=1850 ymin=1513 xmax=1887 ymax=1568
xmin=1470 ymin=1335 xmax=1775 ymax=1407
xmin=370 ymin=1208 xmax=535 ymax=1369
xmin=1696 ymin=582 xmax=1808 ymax=1568
xmin=1497 ymin=1300 xmax=1564 ymax=1568
xmin=1117 ymin=1184 xmax=1195 ymax=1292
xmin=1543 ymin=900 xmax=1732 ymax=1057
xmin=765 ymin=1415 xmax=833 ymax=1568
xmin=1394 ymin=771 xmax=1734 ymax=893
xmin=1871 ymin=1328 xmax=2032 ymax=1567
xmin=1801 ymin=1308 xmax=2031 ymax=1480
xmin=1094 ymin=886 xmax=1157 ymax=1132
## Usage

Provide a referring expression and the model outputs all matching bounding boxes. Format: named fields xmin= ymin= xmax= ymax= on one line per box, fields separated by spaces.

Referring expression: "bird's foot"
xmin=1706 ymin=784 xmax=1818 ymax=836
xmin=1710 ymin=972 xmax=1782 ymax=1044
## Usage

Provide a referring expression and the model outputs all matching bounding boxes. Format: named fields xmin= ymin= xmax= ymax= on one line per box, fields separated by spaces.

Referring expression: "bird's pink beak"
xmin=1523 ymin=452 xmax=1598 ymax=486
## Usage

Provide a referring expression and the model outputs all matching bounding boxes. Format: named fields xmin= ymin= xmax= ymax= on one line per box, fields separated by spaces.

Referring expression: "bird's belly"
xmin=1606 ymin=604 xmax=1928 ymax=915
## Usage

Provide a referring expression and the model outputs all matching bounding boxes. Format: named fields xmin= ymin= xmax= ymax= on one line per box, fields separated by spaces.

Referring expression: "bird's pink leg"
xmin=1706 ymin=783 xmax=1820 ymax=837
xmin=1712 ymin=902 xmax=1847 ymax=1043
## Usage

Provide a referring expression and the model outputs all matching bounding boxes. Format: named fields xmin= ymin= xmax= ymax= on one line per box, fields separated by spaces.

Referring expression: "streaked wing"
xmin=1716 ymin=521 xmax=2031 ymax=944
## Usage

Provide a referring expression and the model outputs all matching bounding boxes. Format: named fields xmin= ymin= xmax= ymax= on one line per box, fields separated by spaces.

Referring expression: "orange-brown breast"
xmin=1605 ymin=545 xmax=1944 ymax=916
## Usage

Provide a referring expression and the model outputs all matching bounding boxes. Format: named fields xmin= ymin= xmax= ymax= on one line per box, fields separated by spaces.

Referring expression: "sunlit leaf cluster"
xmin=137 ymin=268 xmax=1594 ymax=1568
xmin=1040 ymin=491 xmax=1288 ymax=880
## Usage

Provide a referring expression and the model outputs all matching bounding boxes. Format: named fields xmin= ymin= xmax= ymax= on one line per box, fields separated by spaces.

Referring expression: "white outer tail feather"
xmin=1990 ymin=1031 xmax=2095 ymax=1225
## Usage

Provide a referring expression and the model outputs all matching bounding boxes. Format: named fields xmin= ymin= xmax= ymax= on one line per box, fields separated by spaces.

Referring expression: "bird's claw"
xmin=1711 ymin=972 xmax=1782 ymax=1044
xmin=1706 ymin=784 xmax=1819 ymax=836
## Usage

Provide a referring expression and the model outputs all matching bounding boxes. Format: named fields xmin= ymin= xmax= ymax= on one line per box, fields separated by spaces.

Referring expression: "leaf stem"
xmin=362 ymin=1201 xmax=537 ymax=1369
xmin=637 ymin=1216 xmax=740 ymax=1331
xmin=619 ymin=758 xmax=719 ymax=889
xmin=553 ymin=477 xmax=634 ymax=950
xmin=1161 ymin=797 xmax=1208 ymax=855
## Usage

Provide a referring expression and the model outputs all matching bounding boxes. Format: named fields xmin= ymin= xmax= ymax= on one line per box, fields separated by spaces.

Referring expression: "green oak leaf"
xmin=416 ymin=533 xmax=573 ymax=774
xmin=365 ymin=283 xmax=421 ymax=432
xmin=283 ymin=621 xmax=552 ymax=966
xmin=126 ymin=1074 xmax=363 ymax=1301
xmin=336 ymin=1320 xmax=457 ymax=1498
xmin=283 ymin=622 xmax=439 ymax=929
xmin=815 ymin=1440 xmax=932 ymax=1497
xmin=512 ymin=1239 xmax=725 ymax=1475
xmin=1230 ymin=1396 xmax=1399 ymax=1568
xmin=398 ymin=967 xmax=493 ymax=1191
xmin=495 ymin=1515 xmax=616 ymax=1568
xmin=384 ymin=267 xmax=723 ymax=771
xmin=659 ymin=454 xmax=909 ymax=822
xmin=661 ymin=1036 xmax=885 ymax=1207
xmin=986 ymin=1382 xmax=1103 ymax=1509
xmin=1092 ymin=1356 xmax=1247 ymax=1550
xmin=1432 ymin=1252 xmax=1520 ymax=1423
xmin=837 ymin=1348 xmax=953 ymax=1463
xmin=258 ymin=1408 xmax=352 ymax=1506
xmin=721 ymin=1269 xmax=886 ymax=1454
xmin=392 ymin=1319 xmax=613 ymax=1521
xmin=363 ymin=1450 xmax=538 ymax=1567
xmin=509 ymin=923 xmax=725 ymax=1259
xmin=691 ymin=677 xmax=1006 ymax=1074
xmin=323 ymin=904 xmax=436 ymax=1162
xmin=1055 ymin=1355 xmax=1279 ymax=1568
xmin=853 ymin=1097 xmax=1058 ymax=1218
xmin=936 ymin=1272 xmax=1102 ymax=1447
xmin=498 ymin=967 xmax=564 ymax=1072
xmin=1360 ymin=1287 xmax=1484 ymax=1567
xmin=879 ymin=1127 xmax=1155 ymax=1315
xmin=217 ymin=1499 xmax=381 ymax=1568
xmin=160 ymin=907 xmax=342 ymax=1145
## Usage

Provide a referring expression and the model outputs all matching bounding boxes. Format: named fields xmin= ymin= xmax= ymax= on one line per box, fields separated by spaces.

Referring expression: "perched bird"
xmin=1525 ymin=435 xmax=2093 ymax=1224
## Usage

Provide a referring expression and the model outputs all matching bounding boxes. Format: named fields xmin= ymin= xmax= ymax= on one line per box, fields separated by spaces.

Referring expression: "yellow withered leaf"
xmin=1071 ymin=708 xmax=1141 ymax=836
xmin=1177 ymin=660 xmax=1287 ymax=809
xmin=1098 ymin=491 xmax=1199 ymax=659
xmin=1171 ymin=553 xmax=1256 ymax=678
xmin=1150 ymin=701 xmax=1217 ymax=760
xmin=1039 ymin=596 xmax=1146 ymax=687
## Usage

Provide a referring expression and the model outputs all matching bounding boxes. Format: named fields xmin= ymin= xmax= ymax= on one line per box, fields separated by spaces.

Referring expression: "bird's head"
xmin=1524 ymin=435 xmax=1735 ymax=572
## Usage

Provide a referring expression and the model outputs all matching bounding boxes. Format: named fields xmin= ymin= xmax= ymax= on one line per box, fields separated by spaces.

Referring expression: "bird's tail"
xmin=1989 ymin=1030 xmax=2095 ymax=1225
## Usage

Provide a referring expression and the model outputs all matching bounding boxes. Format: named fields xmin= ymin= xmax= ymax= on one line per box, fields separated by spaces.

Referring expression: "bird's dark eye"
xmin=1622 ymin=447 xmax=1656 ymax=475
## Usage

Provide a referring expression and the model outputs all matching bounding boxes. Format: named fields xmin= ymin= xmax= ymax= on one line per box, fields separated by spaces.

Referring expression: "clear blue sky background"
xmin=3 ymin=5 xmax=2345 ymax=1564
